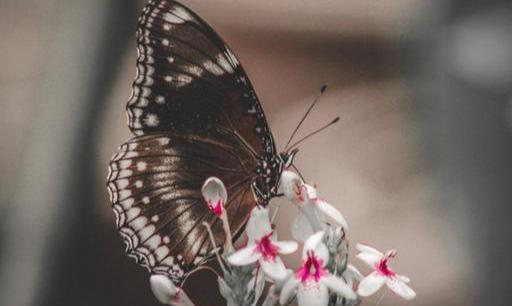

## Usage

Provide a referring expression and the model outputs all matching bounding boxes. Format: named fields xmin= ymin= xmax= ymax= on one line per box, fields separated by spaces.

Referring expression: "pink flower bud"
xmin=201 ymin=177 xmax=227 ymax=217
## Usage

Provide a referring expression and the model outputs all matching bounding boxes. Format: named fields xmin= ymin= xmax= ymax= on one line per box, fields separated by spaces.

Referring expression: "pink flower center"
xmin=376 ymin=258 xmax=396 ymax=277
xmin=256 ymin=232 xmax=279 ymax=261
xmin=296 ymin=250 xmax=328 ymax=283
xmin=207 ymin=199 xmax=223 ymax=216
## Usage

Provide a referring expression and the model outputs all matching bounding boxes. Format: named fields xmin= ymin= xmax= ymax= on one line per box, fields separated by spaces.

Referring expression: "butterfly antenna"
xmin=284 ymin=85 xmax=327 ymax=151
xmin=288 ymin=116 xmax=340 ymax=150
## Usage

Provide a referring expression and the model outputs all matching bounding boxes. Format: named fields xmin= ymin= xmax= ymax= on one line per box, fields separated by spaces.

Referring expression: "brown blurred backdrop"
xmin=1 ymin=0 xmax=512 ymax=306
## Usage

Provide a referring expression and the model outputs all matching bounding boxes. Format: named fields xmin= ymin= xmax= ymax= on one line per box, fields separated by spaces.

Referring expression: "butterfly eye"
xmin=283 ymin=148 xmax=299 ymax=168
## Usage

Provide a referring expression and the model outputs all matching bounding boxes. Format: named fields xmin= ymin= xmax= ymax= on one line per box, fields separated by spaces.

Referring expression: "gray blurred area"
xmin=1 ymin=0 xmax=511 ymax=306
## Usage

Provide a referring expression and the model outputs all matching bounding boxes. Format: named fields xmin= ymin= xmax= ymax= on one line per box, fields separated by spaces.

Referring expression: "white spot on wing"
xmin=203 ymin=60 xmax=224 ymax=76
xmin=116 ymin=179 xmax=129 ymax=189
xmin=155 ymin=95 xmax=165 ymax=104
xmin=225 ymin=49 xmax=239 ymax=67
xmin=216 ymin=55 xmax=234 ymax=74
xmin=119 ymin=169 xmax=133 ymax=178
xmin=174 ymin=74 xmax=192 ymax=87
xmin=126 ymin=207 xmax=141 ymax=220
xmin=147 ymin=235 xmax=161 ymax=249
xmin=124 ymin=151 xmax=139 ymax=159
xmin=138 ymin=224 xmax=155 ymax=240
xmin=159 ymin=137 xmax=170 ymax=145
xmin=163 ymin=13 xmax=184 ymax=24
xmin=170 ymin=6 xmax=193 ymax=22
xmin=133 ymin=108 xmax=143 ymax=117
xmin=184 ymin=65 xmax=203 ymax=77
xmin=120 ymin=198 xmax=135 ymax=209
xmin=137 ymin=162 xmax=147 ymax=171
xmin=162 ymin=256 xmax=174 ymax=266
xmin=119 ymin=189 xmax=132 ymax=199
xmin=131 ymin=216 xmax=148 ymax=231
xmin=128 ymin=143 xmax=138 ymax=150
xmin=144 ymin=113 xmax=160 ymax=127
xmin=155 ymin=246 xmax=170 ymax=261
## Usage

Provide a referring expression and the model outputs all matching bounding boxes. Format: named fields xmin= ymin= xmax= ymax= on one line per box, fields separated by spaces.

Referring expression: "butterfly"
xmin=106 ymin=0 xmax=301 ymax=285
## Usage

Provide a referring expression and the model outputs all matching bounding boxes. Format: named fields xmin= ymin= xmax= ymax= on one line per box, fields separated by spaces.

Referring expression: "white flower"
xmin=150 ymin=275 xmax=195 ymax=306
xmin=356 ymin=243 xmax=416 ymax=300
xmin=201 ymin=177 xmax=227 ymax=216
xmin=280 ymin=232 xmax=356 ymax=306
xmin=281 ymin=171 xmax=349 ymax=242
xmin=201 ymin=177 xmax=234 ymax=251
xmin=343 ymin=264 xmax=364 ymax=290
xmin=227 ymin=207 xmax=298 ymax=281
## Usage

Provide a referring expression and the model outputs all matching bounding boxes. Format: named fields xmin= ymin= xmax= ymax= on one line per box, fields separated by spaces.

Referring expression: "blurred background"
xmin=1 ymin=0 xmax=512 ymax=305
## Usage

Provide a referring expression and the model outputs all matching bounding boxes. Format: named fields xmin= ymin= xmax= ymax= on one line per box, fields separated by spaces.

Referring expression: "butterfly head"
xmin=281 ymin=148 xmax=299 ymax=169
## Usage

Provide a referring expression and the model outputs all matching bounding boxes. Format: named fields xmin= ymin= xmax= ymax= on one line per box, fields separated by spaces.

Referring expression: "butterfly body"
xmin=107 ymin=0 xmax=293 ymax=285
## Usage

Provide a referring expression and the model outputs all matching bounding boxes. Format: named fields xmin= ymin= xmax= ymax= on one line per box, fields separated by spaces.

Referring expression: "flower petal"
xmin=281 ymin=170 xmax=304 ymax=204
xmin=357 ymin=271 xmax=386 ymax=297
xmin=303 ymin=231 xmax=329 ymax=265
xmin=303 ymin=231 xmax=324 ymax=254
xmin=343 ymin=264 xmax=364 ymax=288
xmin=279 ymin=275 xmax=300 ymax=305
xmin=297 ymin=281 xmax=329 ymax=306
xmin=260 ymin=256 xmax=288 ymax=281
xmin=274 ymin=269 xmax=294 ymax=291
xmin=201 ymin=177 xmax=227 ymax=215
xmin=356 ymin=252 xmax=383 ymax=268
xmin=397 ymin=274 xmax=411 ymax=283
xmin=302 ymin=202 xmax=324 ymax=232
xmin=227 ymin=245 xmax=261 ymax=266
xmin=321 ymin=274 xmax=356 ymax=300
xmin=246 ymin=206 xmax=272 ymax=242
xmin=173 ymin=293 xmax=195 ymax=306
xmin=386 ymin=276 xmax=416 ymax=300
xmin=356 ymin=243 xmax=384 ymax=267
xmin=274 ymin=240 xmax=299 ymax=255
xmin=291 ymin=210 xmax=316 ymax=242
xmin=356 ymin=243 xmax=383 ymax=256
xmin=302 ymin=184 xmax=318 ymax=202
xmin=150 ymin=274 xmax=178 ymax=304
xmin=315 ymin=200 xmax=349 ymax=231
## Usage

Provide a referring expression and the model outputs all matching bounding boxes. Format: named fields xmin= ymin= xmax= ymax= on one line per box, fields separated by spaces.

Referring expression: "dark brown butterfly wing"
xmin=128 ymin=0 xmax=275 ymax=156
xmin=107 ymin=133 xmax=258 ymax=284
xmin=107 ymin=0 xmax=284 ymax=285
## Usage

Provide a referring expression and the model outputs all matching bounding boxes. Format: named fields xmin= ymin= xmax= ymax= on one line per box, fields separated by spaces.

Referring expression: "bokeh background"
xmin=1 ymin=0 xmax=512 ymax=305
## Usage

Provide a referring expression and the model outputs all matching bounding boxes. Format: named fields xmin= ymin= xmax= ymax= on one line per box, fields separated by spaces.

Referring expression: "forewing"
xmin=107 ymin=133 xmax=257 ymax=285
xmin=128 ymin=0 xmax=276 ymax=155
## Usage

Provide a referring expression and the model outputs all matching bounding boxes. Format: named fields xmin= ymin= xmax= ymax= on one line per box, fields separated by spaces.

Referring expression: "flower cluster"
xmin=149 ymin=170 xmax=416 ymax=305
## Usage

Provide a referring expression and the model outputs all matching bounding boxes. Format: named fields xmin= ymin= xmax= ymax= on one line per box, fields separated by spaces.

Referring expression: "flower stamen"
xmin=296 ymin=250 xmax=327 ymax=283
xmin=256 ymin=232 xmax=279 ymax=261
xmin=207 ymin=198 xmax=224 ymax=216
